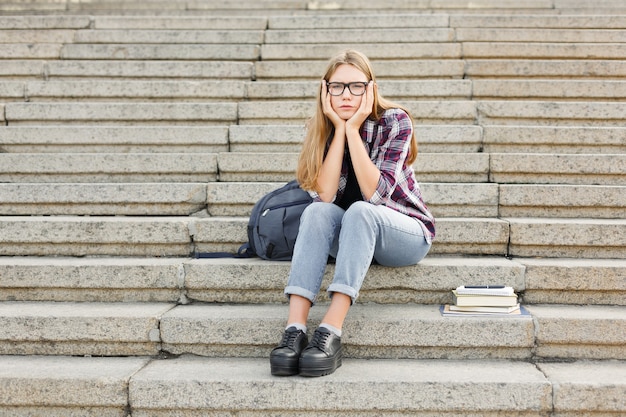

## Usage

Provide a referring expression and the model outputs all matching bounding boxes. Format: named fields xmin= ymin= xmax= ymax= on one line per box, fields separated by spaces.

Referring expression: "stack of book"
xmin=442 ymin=285 xmax=525 ymax=317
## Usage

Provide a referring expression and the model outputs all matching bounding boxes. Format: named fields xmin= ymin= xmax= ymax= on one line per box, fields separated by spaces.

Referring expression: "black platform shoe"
xmin=299 ymin=327 xmax=342 ymax=377
xmin=270 ymin=327 xmax=308 ymax=376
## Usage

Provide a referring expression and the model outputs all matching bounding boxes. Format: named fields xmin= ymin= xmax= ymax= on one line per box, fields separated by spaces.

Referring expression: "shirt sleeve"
xmin=367 ymin=109 xmax=413 ymax=205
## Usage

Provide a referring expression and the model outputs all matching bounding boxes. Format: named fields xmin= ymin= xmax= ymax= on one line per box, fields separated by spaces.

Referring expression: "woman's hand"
xmin=346 ymin=81 xmax=375 ymax=132
xmin=321 ymin=80 xmax=345 ymax=129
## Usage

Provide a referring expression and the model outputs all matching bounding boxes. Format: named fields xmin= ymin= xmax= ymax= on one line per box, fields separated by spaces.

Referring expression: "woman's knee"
xmin=342 ymin=201 xmax=379 ymax=228
xmin=301 ymin=201 xmax=343 ymax=226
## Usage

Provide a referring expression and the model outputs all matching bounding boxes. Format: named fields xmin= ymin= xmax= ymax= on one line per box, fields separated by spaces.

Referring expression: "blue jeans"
xmin=285 ymin=201 xmax=432 ymax=304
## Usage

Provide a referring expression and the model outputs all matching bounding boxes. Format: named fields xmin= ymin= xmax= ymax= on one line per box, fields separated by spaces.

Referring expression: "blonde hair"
xmin=296 ymin=49 xmax=418 ymax=192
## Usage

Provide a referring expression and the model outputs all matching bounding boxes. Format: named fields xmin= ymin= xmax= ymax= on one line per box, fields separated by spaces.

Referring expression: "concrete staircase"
xmin=1 ymin=0 xmax=625 ymax=415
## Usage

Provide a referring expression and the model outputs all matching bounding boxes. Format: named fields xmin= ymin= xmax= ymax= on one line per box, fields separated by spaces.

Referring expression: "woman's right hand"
xmin=321 ymin=80 xmax=346 ymax=130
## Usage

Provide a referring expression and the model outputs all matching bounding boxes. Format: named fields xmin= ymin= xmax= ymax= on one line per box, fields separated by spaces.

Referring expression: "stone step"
xmin=0 ymin=182 xmax=492 ymax=218
xmin=0 ymin=15 xmax=91 ymax=29
xmin=0 ymin=15 xmax=267 ymax=30
xmin=483 ymin=126 xmax=626 ymax=154
xmin=0 ymin=59 xmax=254 ymax=80
xmin=115 ymin=358 xmax=626 ymax=416
xmin=46 ymin=60 xmax=255 ymax=80
xmin=5 ymin=124 xmax=623 ymax=156
xmin=0 ymin=153 xmax=218 ymax=182
xmin=231 ymin=125 xmax=626 ymax=156
xmin=268 ymin=13 xmax=450 ymax=29
xmin=0 ymin=301 xmax=624 ymax=360
xmin=68 ymin=0 xmax=303 ymax=13
xmin=456 ymin=27 xmax=626 ymax=42
xmin=508 ymin=218 xmax=626 ymax=258
xmin=0 ymin=255 xmax=522 ymax=304
xmin=0 ymin=152 xmax=489 ymax=183
xmin=499 ymin=184 xmax=626 ymax=218
xmin=0 ymin=126 xmax=228 ymax=153
xmin=261 ymin=42 xmax=462 ymax=60
xmin=477 ymin=100 xmax=626 ymax=126
xmin=255 ymin=58 xmax=467 ymax=79
xmin=522 ymin=258 xmax=626 ymax=306
xmin=0 ymin=355 xmax=150 ymax=416
xmin=73 ymin=29 xmax=265 ymax=44
xmin=160 ymin=302 xmax=535 ymax=359
xmin=93 ymin=15 xmax=268 ymax=29
xmin=3 ymin=356 xmax=623 ymax=417
xmin=473 ymin=79 xmax=626 ymax=100
xmin=217 ymin=151 xmax=489 ymax=183
xmin=0 ymin=216 xmax=510 ymax=257
xmin=207 ymin=182 xmax=498 ymax=218
xmin=2 ymin=256 xmax=623 ymax=306
xmin=490 ymin=153 xmax=626 ymax=185
xmin=465 ymin=59 xmax=626 ymax=79
xmin=4 ymin=80 xmax=246 ymax=102
xmin=2 ymin=58 xmax=623 ymax=84
xmin=4 ymin=102 xmax=238 ymax=125
xmin=60 ymin=43 xmax=260 ymax=60
xmin=2 ymin=79 xmax=479 ymax=102
xmin=463 ymin=42 xmax=626 ymax=59
xmin=217 ymin=151 xmax=625 ymax=185
xmin=216 ymin=99 xmax=626 ymax=125
xmin=0 ymin=301 xmax=174 ymax=356
xmin=0 ymin=43 xmax=62 ymax=59
xmin=264 ymin=28 xmax=455 ymax=43
xmin=246 ymin=80 xmax=473 ymax=100
xmin=163 ymin=303 xmax=626 ymax=360
xmin=229 ymin=124 xmax=482 ymax=153
xmin=0 ymin=60 xmax=46 ymax=80
xmin=0 ymin=183 xmax=208 ymax=216
xmin=238 ymin=100 xmax=476 ymax=124
xmin=1 ymin=181 xmax=620 ymax=219
xmin=0 ymin=29 xmax=76 ymax=43
xmin=1 ymin=216 xmax=623 ymax=258
xmin=207 ymin=182 xmax=626 ymax=219
xmin=450 ymin=13 xmax=626 ymax=28
xmin=247 ymin=79 xmax=626 ymax=101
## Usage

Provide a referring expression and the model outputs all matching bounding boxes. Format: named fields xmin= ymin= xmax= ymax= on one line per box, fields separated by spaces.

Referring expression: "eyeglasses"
xmin=326 ymin=81 xmax=368 ymax=96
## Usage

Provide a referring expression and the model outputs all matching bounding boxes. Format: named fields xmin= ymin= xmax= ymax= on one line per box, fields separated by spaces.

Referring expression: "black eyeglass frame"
xmin=325 ymin=81 xmax=369 ymax=96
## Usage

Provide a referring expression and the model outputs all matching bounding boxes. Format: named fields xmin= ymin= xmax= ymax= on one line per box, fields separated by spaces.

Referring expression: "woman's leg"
xmin=284 ymin=202 xmax=345 ymax=307
xmin=328 ymin=201 xmax=431 ymax=307
xmin=299 ymin=202 xmax=431 ymax=377
xmin=271 ymin=202 xmax=344 ymax=376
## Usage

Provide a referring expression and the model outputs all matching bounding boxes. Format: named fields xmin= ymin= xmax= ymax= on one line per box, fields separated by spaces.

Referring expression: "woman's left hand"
xmin=346 ymin=81 xmax=375 ymax=131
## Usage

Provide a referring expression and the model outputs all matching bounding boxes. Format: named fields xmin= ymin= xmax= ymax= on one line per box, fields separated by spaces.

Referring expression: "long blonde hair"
xmin=296 ymin=49 xmax=418 ymax=192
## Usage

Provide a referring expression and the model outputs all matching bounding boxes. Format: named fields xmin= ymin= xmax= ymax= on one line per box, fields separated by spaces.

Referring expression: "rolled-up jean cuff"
xmin=284 ymin=286 xmax=317 ymax=305
xmin=327 ymin=283 xmax=358 ymax=304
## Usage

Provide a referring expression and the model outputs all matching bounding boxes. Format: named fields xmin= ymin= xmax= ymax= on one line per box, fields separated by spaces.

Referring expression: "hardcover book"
xmin=454 ymin=286 xmax=515 ymax=296
xmin=441 ymin=304 xmax=530 ymax=318
xmin=451 ymin=290 xmax=518 ymax=307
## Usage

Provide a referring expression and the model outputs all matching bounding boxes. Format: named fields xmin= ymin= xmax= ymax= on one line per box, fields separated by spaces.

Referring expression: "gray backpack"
xmin=245 ymin=180 xmax=313 ymax=260
xmin=194 ymin=181 xmax=312 ymax=260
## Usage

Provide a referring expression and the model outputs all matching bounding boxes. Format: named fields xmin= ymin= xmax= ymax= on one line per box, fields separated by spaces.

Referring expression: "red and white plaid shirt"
xmin=311 ymin=108 xmax=436 ymax=243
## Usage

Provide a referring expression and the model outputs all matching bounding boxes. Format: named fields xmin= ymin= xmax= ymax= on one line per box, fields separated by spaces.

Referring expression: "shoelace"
xmin=308 ymin=330 xmax=331 ymax=350
xmin=279 ymin=330 xmax=302 ymax=349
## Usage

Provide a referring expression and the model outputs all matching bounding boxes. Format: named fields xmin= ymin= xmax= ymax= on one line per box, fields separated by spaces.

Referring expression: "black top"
xmin=335 ymin=150 xmax=363 ymax=210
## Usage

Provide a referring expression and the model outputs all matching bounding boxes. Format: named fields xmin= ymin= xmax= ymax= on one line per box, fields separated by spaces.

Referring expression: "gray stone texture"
xmin=1 ymin=1 xmax=626 ymax=415
xmin=0 ymin=126 xmax=229 ymax=153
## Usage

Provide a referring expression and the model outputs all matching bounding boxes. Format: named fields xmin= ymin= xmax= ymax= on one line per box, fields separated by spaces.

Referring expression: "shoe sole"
xmin=298 ymin=352 xmax=342 ymax=377
xmin=270 ymin=356 xmax=299 ymax=376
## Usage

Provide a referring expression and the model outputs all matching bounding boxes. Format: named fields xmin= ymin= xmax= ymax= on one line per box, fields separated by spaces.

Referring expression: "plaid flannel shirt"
xmin=311 ymin=108 xmax=436 ymax=243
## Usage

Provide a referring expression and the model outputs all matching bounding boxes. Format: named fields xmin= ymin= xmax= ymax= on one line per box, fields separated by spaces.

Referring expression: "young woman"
xmin=270 ymin=50 xmax=436 ymax=377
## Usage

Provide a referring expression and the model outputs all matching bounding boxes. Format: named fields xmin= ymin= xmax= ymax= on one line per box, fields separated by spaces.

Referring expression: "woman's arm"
xmin=315 ymin=81 xmax=346 ymax=202
xmin=346 ymin=82 xmax=380 ymax=200
xmin=315 ymin=126 xmax=345 ymax=202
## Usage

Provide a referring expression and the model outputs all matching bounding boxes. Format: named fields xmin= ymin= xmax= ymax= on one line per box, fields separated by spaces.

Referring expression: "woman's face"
xmin=327 ymin=64 xmax=369 ymax=121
